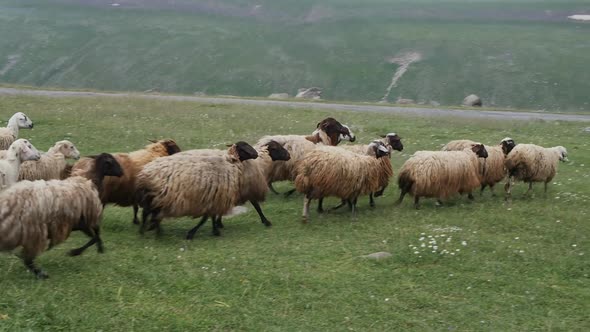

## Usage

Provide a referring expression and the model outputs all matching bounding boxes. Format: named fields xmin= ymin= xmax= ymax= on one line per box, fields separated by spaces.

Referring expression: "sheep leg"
xmin=480 ymin=184 xmax=487 ymax=196
xmin=284 ymin=188 xmax=297 ymax=197
xmin=395 ymin=190 xmax=408 ymax=206
xmin=132 ymin=204 xmax=140 ymax=225
xmin=302 ymin=196 xmax=311 ymax=223
xmin=413 ymin=196 xmax=420 ymax=210
xmin=317 ymin=198 xmax=324 ymax=213
xmin=186 ymin=215 xmax=208 ymax=240
xmin=214 ymin=217 xmax=225 ymax=229
xmin=351 ymin=197 xmax=358 ymax=219
xmin=436 ymin=199 xmax=443 ymax=206
xmin=250 ymin=200 xmax=272 ymax=227
xmin=268 ymin=182 xmax=280 ymax=195
xmin=467 ymin=193 xmax=475 ymax=201
xmin=23 ymin=256 xmax=48 ymax=280
xmin=331 ymin=199 xmax=347 ymax=211
xmin=69 ymin=226 xmax=102 ymax=256
xmin=489 ymin=184 xmax=496 ymax=197
xmin=369 ymin=193 xmax=375 ymax=208
xmin=524 ymin=182 xmax=533 ymax=196
xmin=212 ymin=216 xmax=221 ymax=236
xmin=504 ymin=176 xmax=514 ymax=201
xmin=544 ymin=181 xmax=548 ymax=194
xmin=374 ymin=187 xmax=386 ymax=197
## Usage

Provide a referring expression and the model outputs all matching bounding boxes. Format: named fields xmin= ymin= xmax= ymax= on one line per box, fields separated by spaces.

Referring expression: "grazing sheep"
xmin=0 ymin=140 xmax=80 ymax=181
xmin=0 ymin=153 xmax=123 ymax=279
xmin=71 ymin=139 xmax=181 ymax=224
xmin=294 ymin=141 xmax=391 ymax=222
xmin=329 ymin=133 xmax=404 ymax=210
xmin=0 ymin=112 xmax=34 ymax=150
xmin=396 ymin=144 xmax=489 ymax=209
xmin=504 ymin=144 xmax=568 ymax=199
xmin=136 ymin=142 xmax=259 ymax=239
xmin=0 ymin=139 xmax=41 ymax=191
xmin=262 ymin=117 xmax=353 ymax=196
xmin=178 ymin=140 xmax=291 ymax=233
xmin=442 ymin=137 xmax=516 ymax=196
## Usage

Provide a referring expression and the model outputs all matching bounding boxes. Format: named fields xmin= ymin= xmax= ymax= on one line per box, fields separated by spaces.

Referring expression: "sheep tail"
xmin=397 ymin=171 xmax=414 ymax=194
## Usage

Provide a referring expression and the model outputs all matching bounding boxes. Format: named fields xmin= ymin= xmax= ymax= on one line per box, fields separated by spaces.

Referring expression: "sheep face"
xmin=317 ymin=117 xmax=350 ymax=145
xmin=382 ymin=133 xmax=403 ymax=152
xmin=338 ymin=125 xmax=356 ymax=143
xmin=471 ymin=143 xmax=488 ymax=158
xmin=556 ymin=146 xmax=568 ymax=162
xmin=265 ymin=140 xmax=291 ymax=161
xmin=57 ymin=140 xmax=80 ymax=160
xmin=233 ymin=141 xmax=258 ymax=161
xmin=369 ymin=141 xmax=390 ymax=159
xmin=13 ymin=112 xmax=34 ymax=129
xmin=95 ymin=153 xmax=124 ymax=177
xmin=13 ymin=139 xmax=40 ymax=161
xmin=501 ymin=137 xmax=516 ymax=155
xmin=162 ymin=139 xmax=181 ymax=156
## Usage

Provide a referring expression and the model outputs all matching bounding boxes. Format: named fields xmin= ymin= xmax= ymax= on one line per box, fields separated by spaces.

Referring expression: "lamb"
xmin=0 ymin=139 xmax=41 ymax=191
xmin=136 ymin=141 xmax=259 ymax=239
xmin=0 ymin=140 xmax=80 ymax=181
xmin=0 ymin=112 xmax=34 ymax=149
xmin=177 ymin=140 xmax=291 ymax=233
xmin=442 ymin=137 xmax=516 ymax=196
xmin=396 ymin=143 xmax=489 ymax=209
xmin=70 ymin=139 xmax=181 ymax=224
xmin=504 ymin=144 xmax=568 ymax=200
xmin=261 ymin=117 xmax=353 ymax=195
xmin=294 ymin=140 xmax=391 ymax=222
xmin=0 ymin=153 xmax=123 ymax=279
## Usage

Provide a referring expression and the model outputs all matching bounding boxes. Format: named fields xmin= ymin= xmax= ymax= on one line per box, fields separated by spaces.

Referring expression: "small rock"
xmin=463 ymin=94 xmax=482 ymax=107
xmin=361 ymin=251 xmax=392 ymax=260
xmin=396 ymin=98 xmax=415 ymax=105
xmin=583 ymin=127 xmax=590 ymax=133
xmin=429 ymin=100 xmax=440 ymax=107
xmin=268 ymin=93 xmax=289 ymax=99
xmin=295 ymin=87 xmax=322 ymax=99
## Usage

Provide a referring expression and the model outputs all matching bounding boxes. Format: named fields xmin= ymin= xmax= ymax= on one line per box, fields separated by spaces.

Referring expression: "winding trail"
xmin=1 ymin=87 xmax=589 ymax=122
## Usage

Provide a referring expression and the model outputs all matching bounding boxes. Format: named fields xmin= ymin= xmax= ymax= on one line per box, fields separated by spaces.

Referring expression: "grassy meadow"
xmin=0 ymin=0 xmax=589 ymax=111
xmin=0 ymin=94 xmax=589 ymax=330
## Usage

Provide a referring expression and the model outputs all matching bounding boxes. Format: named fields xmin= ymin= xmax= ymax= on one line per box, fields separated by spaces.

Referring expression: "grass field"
xmin=0 ymin=94 xmax=589 ymax=330
xmin=0 ymin=0 xmax=589 ymax=111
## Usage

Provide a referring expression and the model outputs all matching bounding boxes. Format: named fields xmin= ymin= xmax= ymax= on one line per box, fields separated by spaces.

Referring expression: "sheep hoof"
xmin=68 ymin=249 xmax=83 ymax=257
xmin=369 ymin=202 xmax=375 ymax=208
xmin=212 ymin=229 xmax=221 ymax=237
xmin=132 ymin=218 xmax=140 ymax=225
xmin=35 ymin=270 xmax=49 ymax=279
xmin=262 ymin=220 xmax=272 ymax=227
xmin=301 ymin=217 xmax=309 ymax=224
xmin=317 ymin=208 xmax=324 ymax=214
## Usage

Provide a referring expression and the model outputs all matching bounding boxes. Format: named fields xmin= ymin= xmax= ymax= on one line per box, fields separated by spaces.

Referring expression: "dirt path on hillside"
xmin=1 ymin=87 xmax=589 ymax=122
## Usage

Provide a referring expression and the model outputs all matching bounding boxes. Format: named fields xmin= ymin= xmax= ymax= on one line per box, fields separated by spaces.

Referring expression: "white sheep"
xmin=0 ymin=112 xmax=34 ymax=150
xmin=396 ymin=144 xmax=489 ymax=209
xmin=504 ymin=144 xmax=568 ymax=199
xmin=294 ymin=141 xmax=391 ymax=221
xmin=0 ymin=139 xmax=40 ymax=191
xmin=0 ymin=140 xmax=80 ymax=181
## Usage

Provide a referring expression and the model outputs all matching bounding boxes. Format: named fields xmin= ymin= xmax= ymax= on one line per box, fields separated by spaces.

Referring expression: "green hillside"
xmin=0 ymin=0 xmax=589 ymax=111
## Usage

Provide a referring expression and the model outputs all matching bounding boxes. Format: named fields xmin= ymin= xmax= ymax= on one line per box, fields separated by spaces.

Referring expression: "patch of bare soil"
xmin=381 ymin=52 xmax=422 ymax=103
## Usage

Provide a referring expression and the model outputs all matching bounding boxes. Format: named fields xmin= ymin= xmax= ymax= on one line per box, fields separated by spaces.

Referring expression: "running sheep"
xmin=136 ymin=141 xmax=259 ymax=239
xmin=504 ymin=143 xmax=568 ymax=200
xmin=396 ymin=143 xmax=489 ymax=209
xmin=177 ymin=140 xmax=291 ymax=234
xmin=0 ymin=112 xmax=34 ymax=150
xmin=442 ymin=137 xmax=516 ymax=196
xmin=0 ymin=139 xmax=41 ymax=191
xmin=71 ymin=139 xmax=181 ymax=224
xmin=0 ymin=153 xmax=123 ymax=279
xmin=294 ymin=140 xmax=391 ymax=222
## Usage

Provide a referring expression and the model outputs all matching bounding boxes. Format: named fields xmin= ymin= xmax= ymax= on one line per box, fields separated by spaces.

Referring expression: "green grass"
xmin=0 ymin=94 xmax=589 ymax=330
xmin=0 ymin=0 xmax=589 ymax=111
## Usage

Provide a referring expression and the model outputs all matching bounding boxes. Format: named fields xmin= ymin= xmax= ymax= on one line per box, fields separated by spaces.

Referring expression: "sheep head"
xmin=11 ymin=139 xmax=40 ymax=161
xmin=338 ymin=125 xmax=356 ymax=143
xmin=381 ymin=133 xmax=404 ymax=152
xmin=555 ymin=146 xmax=568 ymax=162
xmin=264 ymin=140 xmax=290 ymax=161
xmin=369 ymin=140 xmax=390 ymax=159
xmin=56 ymin=140 xmax=81 ymax=160
xmin=94 ymin=153 xmax=124 ymax=178
xmin=471 ymin=143 xmax=488 ymax=158
xmin=316 ymin=117 xmax=350 ymax=146
xmin=500 ymin=137 xmax=516 ymax=155
xmin=228 ymin=141 xmax=258 ymax=161
xmin=10 ymin=112 xmax=34 ymax=129
xmin=147 ymin=139 xmax=181 ymax=156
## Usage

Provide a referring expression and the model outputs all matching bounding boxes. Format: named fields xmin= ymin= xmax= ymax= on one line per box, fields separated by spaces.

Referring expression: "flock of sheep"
xmin=0 ymin=112 xmax=569 ymax=279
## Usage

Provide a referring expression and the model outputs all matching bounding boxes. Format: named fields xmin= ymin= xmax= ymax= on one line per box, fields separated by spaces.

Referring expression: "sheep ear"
xmin=226 ymin=144 xmax=233 ymax=147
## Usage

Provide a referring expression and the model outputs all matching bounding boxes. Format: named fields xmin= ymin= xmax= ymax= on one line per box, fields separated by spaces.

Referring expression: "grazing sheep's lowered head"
xmin=228 ymin=141 xmax=259 ymax=161
xmin=555 ymin=146 xmax=568 ymax=162
xmin=147 ymin=139 xmax=181 ymax=156
xmin=263 ymin=140 xmax=291 ymax=161
xmin=381 ymin=133 xmax=404 ymax=152
xmin=10 ymin=112 xmax=34 ymax=129
xmin=501 ymin=137 xmax=516 ymax=155
xmin=471 ymin=143 xmax=488 ymax=158
xmin=12 ymin=139 xmax=41 ymax=161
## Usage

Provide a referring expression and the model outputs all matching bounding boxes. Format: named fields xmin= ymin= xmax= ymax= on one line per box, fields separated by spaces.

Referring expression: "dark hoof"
xmin=132 ymin=218 xmax=140 ymax=225
xmin=186 ymin=234 xmax=195 ymax=240
xmin=370 ymin=202 xmax=375 ymax=208
xmin=97 ymin=246 xmax=105 ymax=254
xmin=212 ymin=229 xmax=221 ymax=237
xmin=262 ymin=220 xmax=272 ymax=227
xmin=35 ymin=271 xmax=49 ymax=279
xmin=317 ymin=208 xmax=324 ymax=214
xmin=68 ymin=249 xmax=83 ymax=257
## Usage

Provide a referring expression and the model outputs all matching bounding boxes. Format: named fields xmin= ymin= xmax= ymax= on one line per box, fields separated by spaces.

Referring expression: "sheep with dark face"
xmin=136 ymin=142 xmax=259 ymax=238
xmin=294 ymin=141 xmax=391 ymax=221
xmin=0 ymin=153 xmax=123 ymax=279
xmin=504 ymin=144 xmax=567 ymax=200
xmin=0 ymin=112 xmax=34 ymax=150
xmin=442 ymin=137 xmax=516 ymax=196
xmin=176 ymin=140 xmax=290 ymax=235
xmin=71 ymin=139 xmax=181 ymax=224
xmin=260 ymin=117 xmax=354 ymax=196
xmin=397 ymin=144 xmax=489 ymax=209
